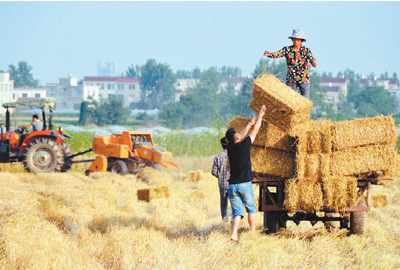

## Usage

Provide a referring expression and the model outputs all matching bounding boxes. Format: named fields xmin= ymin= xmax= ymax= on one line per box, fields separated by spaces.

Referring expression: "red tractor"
xmin=0 ymin=98 xmax=73 ymax=173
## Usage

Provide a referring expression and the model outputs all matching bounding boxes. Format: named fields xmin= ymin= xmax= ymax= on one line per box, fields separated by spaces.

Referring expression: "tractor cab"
xmin=0 ymin=98 xmax=73 ymax=173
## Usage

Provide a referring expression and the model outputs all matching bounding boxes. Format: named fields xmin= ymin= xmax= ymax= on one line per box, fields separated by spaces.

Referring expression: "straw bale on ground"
xmin=250 ymin=74 xmax=313 ymax=131
xmin=331 ymin=144 xmax=400 ymax=177
xmin=137 ymin=186 xmax=169 ymax=202
xmin=227 ymin=116 xmax=294 ymax=152
xmin=184 ymin=170 xmax=204 ymax=182
xmin=284 ymin=178 xmax=324 ymax=213
xmin=250 ymin=146 xmax=295 ymax=178
xmin=331 ymin=115 xmax=397 ymax=151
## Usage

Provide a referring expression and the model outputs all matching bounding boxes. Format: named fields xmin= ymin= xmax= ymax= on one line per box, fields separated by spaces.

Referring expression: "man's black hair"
xmin=225 ymin=128 xmax=236 ymax=143
xmin=32 ymin=114 xmax=39 ymax=119
xmin=220 ymin=137 xmax=229 ymax=149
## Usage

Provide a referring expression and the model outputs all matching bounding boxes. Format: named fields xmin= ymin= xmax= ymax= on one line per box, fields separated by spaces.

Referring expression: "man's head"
xmin=32 ymin=114 xmax=39 ymax=121
xmin=225 ymin=128 xmax=242 ymax=144
xmin=220 ymin=137 xmax=229 ymax=150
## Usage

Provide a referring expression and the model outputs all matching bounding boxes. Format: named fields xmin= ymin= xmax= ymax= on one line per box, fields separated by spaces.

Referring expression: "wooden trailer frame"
xmin=253 ymin=175 xmax=390 ymax=235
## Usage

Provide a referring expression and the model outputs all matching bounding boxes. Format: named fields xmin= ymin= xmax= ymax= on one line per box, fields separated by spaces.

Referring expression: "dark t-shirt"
xmin=227 ymin=136 xmax=253 ymax=185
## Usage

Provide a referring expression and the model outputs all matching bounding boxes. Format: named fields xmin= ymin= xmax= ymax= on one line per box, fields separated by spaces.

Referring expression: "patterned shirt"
xmin=268 ymin=45 xmax=316 ymax=83
xmin=211 ymin=149 xmax=230 ymax=190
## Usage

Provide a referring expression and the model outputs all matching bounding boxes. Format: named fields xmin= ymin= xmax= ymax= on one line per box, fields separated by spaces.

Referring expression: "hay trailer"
xmin=254 ymin=173 xmax=390 ymax=235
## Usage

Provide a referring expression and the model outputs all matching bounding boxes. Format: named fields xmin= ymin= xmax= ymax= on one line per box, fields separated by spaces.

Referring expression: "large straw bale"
xmin=331 ymin=144 xmax=400 ymax=177
xmin=331 ymin=115 xmax=397 ymax=151
xmin=296 ymin=153 xmax=330 ymax=182
xmin=184 ymin=170 xmax=204 ymax=182
xmin=227 ymin=116 xmax=294 ymax=152
xmin=284 ymin=178 xmax=324 ymax=213
xmin=250 ymin=74 xmax=313 ymax=131
xmin=250 ymin=146 xmax=295 ymax=178
xmin=290 ymin=120 xmax=332 ymax=154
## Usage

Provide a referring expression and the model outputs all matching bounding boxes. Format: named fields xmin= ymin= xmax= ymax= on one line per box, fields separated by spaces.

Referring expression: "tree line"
xmin=3 ymin=60 xmax=399 ymax=128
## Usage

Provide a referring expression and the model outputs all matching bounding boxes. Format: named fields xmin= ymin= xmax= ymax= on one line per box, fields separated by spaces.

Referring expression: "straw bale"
xmin=137 ymin=186 xmax=169 ymax=202
xmin=290 ymin=120 xmax=332 ymax=154
xmin=295 ymin=153 xmax=330 ymax=182
xmin=322 ymin=176 xmax=358 ymax=212
xmin=227 ymin=116 xmax=294 ymax=152
xmin=184 ymin=170 xmax=204 ymax=182
xmin=370 ymin=194 xmax=389 ymax=208
xmin=284 ymin=178 xmax=323 ymax=213
xmin=331 ymin=115 xmax=397 ymax=151
xmin=250 ymin=74 xmax=313 ymax=131
xmin=331 ymin=144 xmax=399 ymax=177
xmin=250 ymin=146 xmax=295 ymax=178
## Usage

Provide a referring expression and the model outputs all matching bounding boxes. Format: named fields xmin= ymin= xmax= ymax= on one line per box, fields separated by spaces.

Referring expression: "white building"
xmin=0 ymin=72 xmax=14 ymax=114
xmin=219 ymin=77 xmax=246 ymax=94
xmin=83 ymin=76 xmax=141 ymax=108
xmin=320 ymin=77 xmax=348 ymax=112
xmin=46 ymin=76 xmax=100 ymax=112
xmin=174 ymin=79 xmax=198 ymax=102
xmin=13 ymin=86 xmax=47 ymax=101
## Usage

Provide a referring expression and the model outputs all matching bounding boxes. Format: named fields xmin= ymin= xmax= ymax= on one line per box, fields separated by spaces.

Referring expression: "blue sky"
xmin=0 ymin=1 xmax=399 ymax=85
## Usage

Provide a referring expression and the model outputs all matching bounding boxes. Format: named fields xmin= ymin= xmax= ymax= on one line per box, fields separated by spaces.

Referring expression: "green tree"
xmin=354 ymin=84 xmax=397 ymax=116
xmin=126 ymin=64 xmax=140 ymax=77
xmin=91 ymin=98 xmax=131 ymax=126
xmin=140 ymin=59 xmax=176 ymax=109
xmin=78 ymin=101 xmax=90 ymax=126
xmin=8 ymin=61 xmax=39 ymax=87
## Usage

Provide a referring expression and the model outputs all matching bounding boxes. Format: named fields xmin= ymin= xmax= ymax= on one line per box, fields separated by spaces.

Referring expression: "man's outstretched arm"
xmin=249 ymin=105 xmax=266 ymax=142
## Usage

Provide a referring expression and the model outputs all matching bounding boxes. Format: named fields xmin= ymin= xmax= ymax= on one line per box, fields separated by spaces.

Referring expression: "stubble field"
xmin=0 ymin=154 xmax=400 ymax=270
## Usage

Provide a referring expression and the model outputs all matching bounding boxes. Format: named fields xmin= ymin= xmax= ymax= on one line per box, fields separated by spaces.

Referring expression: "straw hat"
xmin=288 ymin=29 xmax=306 ymax=42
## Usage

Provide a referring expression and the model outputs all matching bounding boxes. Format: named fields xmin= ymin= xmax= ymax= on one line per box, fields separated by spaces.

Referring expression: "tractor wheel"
xmin=350 ymin=199 xmax=365 ymax=235
xmin=23 ymin=138 xmax=64 ymax=173
xmin=61 ymin=142 xmax=73 ymax=172
xmin=110 ymin=160 xmax=128 ymax=175
xmin=152 ymin=163 xmax=162 ymax=171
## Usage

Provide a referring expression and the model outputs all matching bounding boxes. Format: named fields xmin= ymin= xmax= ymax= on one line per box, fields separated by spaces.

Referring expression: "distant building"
xmin=46 ymin=75 xmax=99 ymax=111
xmin=359 ymin=78 xmax=398 ymax=89
xmin=83 ymin=76 xmax=141 ymax=107
xmin=13 ymin=86 xmax=47 ymax=102
xmin=174 ymin=79 xmax=198 ymax=102
xmin=0 ymin=72 xmax=14 ymax=114
xmin=219 ymin=77 xmax=246 ymax=94
xmin=320 ymin=77 xmax=348 ymax=112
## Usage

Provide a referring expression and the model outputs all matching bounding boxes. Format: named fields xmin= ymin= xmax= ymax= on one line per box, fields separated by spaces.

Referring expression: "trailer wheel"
xmin=61 ymin=142 xmax=73 ymax=172
xmin=23 ymin=138 xmax=64 ymax=173
xmin=350 ymin=198 xmax=365 ymax=235
xmin=111 ymin=160 xmax=128 ymax=175
xmin=263 ymin=212 xmax=281 ymax=234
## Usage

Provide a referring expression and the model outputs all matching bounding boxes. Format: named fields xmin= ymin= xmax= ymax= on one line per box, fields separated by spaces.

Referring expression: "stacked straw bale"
xmin=331 ymin=144 xmax=400 ymax=177
xmin=249 ymin=73 xmax=313 ymax=131
xmin=228 ymin=116 xmax=294 ymax=152
xmin=331 ymin=115 xmax=397 ymax=151
xmin=250 ymin=146 xmax=295 ymax=178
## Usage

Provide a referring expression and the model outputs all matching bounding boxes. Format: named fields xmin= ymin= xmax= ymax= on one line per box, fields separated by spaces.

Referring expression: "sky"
xmin=0 ymin=1 xmax=399 ymax=85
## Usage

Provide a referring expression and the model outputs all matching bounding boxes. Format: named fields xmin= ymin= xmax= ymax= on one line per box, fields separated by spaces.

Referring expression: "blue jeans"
xmin=228 ymin=182 xmax=256 ymax=218
xmin=219 ymin=188 xmax=229 ymax=221
xmin=286 ymin=81 xmax=310 ymax=100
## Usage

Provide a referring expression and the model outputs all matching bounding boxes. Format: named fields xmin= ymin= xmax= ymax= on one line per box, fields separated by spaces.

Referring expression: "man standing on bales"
xmin=211 ymin=137 xmax=230 ymax=224
xmin=264 ymin=29 xmax=317 ymax=99
xmin=225 ymin=105 xmax=266 ymax=242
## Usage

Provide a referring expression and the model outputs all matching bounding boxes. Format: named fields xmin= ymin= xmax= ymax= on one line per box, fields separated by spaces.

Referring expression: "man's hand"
xmin=263 ymin=51 xmax=271 ymax=57
xmin=259 ymin=105 xmax=266 ymax=117
xmin=311 ymin=60 xmax=317 ymax=68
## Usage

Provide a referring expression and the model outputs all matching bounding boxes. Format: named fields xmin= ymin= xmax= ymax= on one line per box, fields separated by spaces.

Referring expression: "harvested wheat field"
xmin=1 ymin=158 xmax=400 ymax=269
